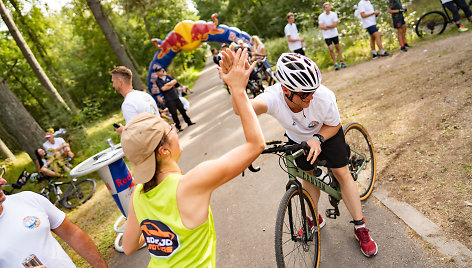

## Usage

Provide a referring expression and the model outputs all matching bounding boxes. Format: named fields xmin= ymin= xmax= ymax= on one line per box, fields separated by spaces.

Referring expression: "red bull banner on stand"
xmin=147 ymin=13 xmax=252 ymax=100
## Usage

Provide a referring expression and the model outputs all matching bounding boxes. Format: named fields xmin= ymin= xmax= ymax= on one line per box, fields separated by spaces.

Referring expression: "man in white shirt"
xmin=43 ymin=132 xmax=74 ymax=160
xmin=284 ymin=12 xmax=306 ymax=55
xmin=0 ymin=175 xmax=107 ymax=267
xmin=357 ymin=0 xmax=390 ymax=58
xmin=221 ymin=51 xmax=378 ymax=257
xmin=110 ymin=66 xmax=159 ymax=134
xmin=318 ymin=2 xmax=347 ymax=70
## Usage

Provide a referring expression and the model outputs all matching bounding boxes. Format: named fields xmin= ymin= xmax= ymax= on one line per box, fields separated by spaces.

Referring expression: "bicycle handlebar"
xmin=246 ymin=141 xmax=327 ymax=174
xmin=262 ymin=141 xmax=310 ymax=154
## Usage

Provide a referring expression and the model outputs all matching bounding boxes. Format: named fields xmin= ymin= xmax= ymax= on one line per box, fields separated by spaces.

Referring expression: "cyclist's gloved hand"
xmin=306 ymin=137 xmax=322 ymax=165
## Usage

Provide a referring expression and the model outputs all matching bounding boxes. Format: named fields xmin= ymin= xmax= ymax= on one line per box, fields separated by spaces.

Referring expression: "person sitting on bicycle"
xmin=121 ymin=48 xmax=265 ymax=267
xmin=441 ymin=0 xmax=472 ymax=32
xmin=34 ymin=148 xmax=69 ymax=178
xmin=250 ymin=35 xmax=272 ymax=71
xmin=227 ymin=52 xmax=378 ymax=257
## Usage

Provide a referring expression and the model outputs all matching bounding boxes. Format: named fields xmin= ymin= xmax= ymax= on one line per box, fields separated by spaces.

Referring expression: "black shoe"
xmin=380 ymin=52 xmax=390 ymax=57
xmin=187 ymin=122 xmax=195 ymax=126
xmin=400 ymin=46 xmax=407 ymax=52
xmin=176 ymin=126 xmax=182 ymax=132
xmin=372 ymin=54 xmax=379 ymax=59
xmin=404 ymin=43 xmax=410 ymax=48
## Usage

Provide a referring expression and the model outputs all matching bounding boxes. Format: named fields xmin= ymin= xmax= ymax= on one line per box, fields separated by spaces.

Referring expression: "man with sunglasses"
xmin=224 ymin=52 xmax=378 ymax=257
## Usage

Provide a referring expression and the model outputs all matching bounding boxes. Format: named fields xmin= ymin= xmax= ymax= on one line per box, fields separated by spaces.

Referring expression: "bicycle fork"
xmin=286 ymin=179 xmax=312 ymax=243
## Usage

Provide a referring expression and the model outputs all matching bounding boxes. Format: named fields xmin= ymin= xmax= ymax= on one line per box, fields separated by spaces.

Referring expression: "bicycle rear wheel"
xmin=415 ymin=11 xmax=448 ymax=37
xmin=62 ymin=178 xmax=96 ymax=209
xmin=275 ymin=186 xmax=320 ymax=268
xmin=343 ymin=122 xmax=376 ymax=200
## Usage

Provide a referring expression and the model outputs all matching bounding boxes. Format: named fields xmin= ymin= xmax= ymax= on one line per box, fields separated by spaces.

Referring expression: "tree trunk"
xmin=9 ymin=0 xmax=78 ymax=111
xmin=0 ymin=77 xmax=45 ymax=161
xmin=86 ymin=0 xmax=147 ymax=91
xmin=0 ymin=137 xmax=15 ymax=160
xmin=0 ymin=0 xmax=71 ymax=111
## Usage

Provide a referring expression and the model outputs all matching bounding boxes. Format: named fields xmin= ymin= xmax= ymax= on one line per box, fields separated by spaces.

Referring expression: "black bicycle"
xmin=1 ymin=167 xmax=96 ymax=209
xmin=415 ymin=0 xmax=472 ymax=37
xmin=249 ymin=122 xmax=376 ymax=267
xmin=37 ymin=174 xmax=96 ymax=209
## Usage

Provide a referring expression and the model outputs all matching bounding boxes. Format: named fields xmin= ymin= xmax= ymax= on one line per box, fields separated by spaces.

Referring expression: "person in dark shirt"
xmin=387 ymin=0 xmax=409 ymax=52
xmin=155 ymin=67 xmax=195 ymax=131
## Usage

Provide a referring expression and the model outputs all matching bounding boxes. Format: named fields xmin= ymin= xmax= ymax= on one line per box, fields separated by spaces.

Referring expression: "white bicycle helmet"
xmin=275 ymin=53 xmax=321 ymax=92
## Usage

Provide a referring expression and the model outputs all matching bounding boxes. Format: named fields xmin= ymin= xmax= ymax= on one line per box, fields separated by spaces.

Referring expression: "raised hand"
xmin=218 ymin=48 xmax=256 ymax=94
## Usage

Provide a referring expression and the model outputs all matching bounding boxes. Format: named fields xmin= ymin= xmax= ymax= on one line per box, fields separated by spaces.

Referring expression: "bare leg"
xmin=369 ymin=34 xmax=376 ymax=51
xmin=328 ymin=45 xmax=336 ymax=64
xmin=335 ymin=43 xmax=344 ymax=62
xmin=401 ymin=25 xmax=407 ymax=45
xmin=40 ymin=167 xmax=61 ymax=177
xmin=373 ymin=32 xmax=384 ymax=51
xmin=331 ymin=166 xmax=363 ymax=221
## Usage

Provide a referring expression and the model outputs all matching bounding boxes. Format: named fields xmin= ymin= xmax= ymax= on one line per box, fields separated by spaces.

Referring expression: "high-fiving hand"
xmin=218 ymin=48 xmax=255 ymax=94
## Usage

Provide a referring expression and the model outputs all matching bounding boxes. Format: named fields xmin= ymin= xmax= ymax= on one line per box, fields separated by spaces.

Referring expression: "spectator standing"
xmin=212 ymin=48 xmax=221 ymax=65
xmin=43 ymin=132 xmax=74 ymax=161
xmin=388 ymin=0 xmax=410 ymax=52
xmin=111 ymin=66 xmax=159 ymax=134
xmin=357 ymin=0 xmax=390 ymax=58
xmin=284 ymin=12 xmax=306 ymax=55
xmin=0 ymin=176 xmax=107 ymax=267
xmin=318 ymin=2 xmax=348 ymax=70
xmin=155 ymin=66 xmax=195 ymax=132
xmin=441 ymin=0 xmax=472 ymax=32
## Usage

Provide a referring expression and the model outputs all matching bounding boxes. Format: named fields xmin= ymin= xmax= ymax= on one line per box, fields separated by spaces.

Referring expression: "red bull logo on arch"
xmin=147 ymin=13 xmax=252 ymax=101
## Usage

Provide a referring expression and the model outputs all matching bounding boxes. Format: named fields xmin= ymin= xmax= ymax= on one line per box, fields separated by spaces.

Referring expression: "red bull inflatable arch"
xmin=147 ymin=14 xmax=252 ymax=98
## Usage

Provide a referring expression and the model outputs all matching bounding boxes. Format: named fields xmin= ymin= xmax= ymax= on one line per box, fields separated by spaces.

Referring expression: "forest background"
xmin=0 ymin=0 xmax=438 ymax=164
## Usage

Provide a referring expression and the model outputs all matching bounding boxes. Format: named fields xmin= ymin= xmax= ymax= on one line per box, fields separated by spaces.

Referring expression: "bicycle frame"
xmin=286 ymin=149 xmax=341 ymax=201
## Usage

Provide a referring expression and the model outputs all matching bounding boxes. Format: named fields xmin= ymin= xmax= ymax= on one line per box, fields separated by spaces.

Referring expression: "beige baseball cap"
xmin=120 ymin=112 xmax=167 ymax=184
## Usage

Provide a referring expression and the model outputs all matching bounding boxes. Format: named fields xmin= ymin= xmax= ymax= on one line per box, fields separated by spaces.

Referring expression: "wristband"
xmin=313 ymin=134 xmax=325 ymax=145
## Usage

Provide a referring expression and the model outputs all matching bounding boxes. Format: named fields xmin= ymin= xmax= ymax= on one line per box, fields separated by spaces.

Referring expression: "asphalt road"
xmin=110 ymin=59 xmax=443 ymax=268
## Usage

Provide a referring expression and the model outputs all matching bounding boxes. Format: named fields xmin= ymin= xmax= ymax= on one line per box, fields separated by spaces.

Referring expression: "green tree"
xmin=0 ymin=0 xmax=71 ymax=111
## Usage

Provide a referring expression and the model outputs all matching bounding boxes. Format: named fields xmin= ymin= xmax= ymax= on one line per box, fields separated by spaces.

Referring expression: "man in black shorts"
xmin=388 ymin=0 xmax=409 ymax=52
xmin=318 ymin=2 xmax=347 ymax=70
xmin=224 ymin=51 xmax=378 ymax=257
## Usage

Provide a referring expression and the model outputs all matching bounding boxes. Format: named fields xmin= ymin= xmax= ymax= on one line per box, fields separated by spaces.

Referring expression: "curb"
xmin=374 ymin=188 xmax=472 ymax=267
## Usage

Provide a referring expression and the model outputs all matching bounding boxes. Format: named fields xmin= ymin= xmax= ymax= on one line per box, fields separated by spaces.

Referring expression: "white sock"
xmin=372 ymin=50 xmax=378 ymax=55
xmin=380 ymin=49 xmax=386 ymax=54
xmin=355 ymin=224 xmax=366 ymax=230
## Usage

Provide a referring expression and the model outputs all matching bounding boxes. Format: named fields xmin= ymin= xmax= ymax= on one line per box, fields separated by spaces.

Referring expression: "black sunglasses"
xmin=293 ymin=91 xmax=314 ymax=99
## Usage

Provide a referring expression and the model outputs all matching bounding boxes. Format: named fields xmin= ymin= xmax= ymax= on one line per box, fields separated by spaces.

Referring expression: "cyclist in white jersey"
xmin=223 ymin=52 xmax=379 ymax=257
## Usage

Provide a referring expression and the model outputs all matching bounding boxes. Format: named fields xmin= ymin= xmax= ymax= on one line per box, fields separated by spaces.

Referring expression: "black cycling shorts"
xmin=286 ymin=127 xmax=349 ymax=171
xmin=393 ymin=16 xmax=405 ymax=29
xmin=324 ymin=36 xmax=339 ymax=46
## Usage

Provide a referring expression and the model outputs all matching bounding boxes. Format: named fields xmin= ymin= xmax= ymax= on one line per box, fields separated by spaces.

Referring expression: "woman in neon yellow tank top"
xmin=120 ymin=48 xmax=265 ymax=267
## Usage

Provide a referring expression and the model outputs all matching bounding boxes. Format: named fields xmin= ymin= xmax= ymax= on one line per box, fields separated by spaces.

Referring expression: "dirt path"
xmin=322 ymin=31 xmax=472 ymax=251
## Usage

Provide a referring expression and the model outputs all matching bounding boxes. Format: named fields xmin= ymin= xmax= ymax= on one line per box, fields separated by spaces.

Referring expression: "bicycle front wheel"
xmin=275 ymin=187 xmax=320 ymax=268
xmin=343 ymin=122 xmax=376 ymax=200
xmin=415 ymin=11 xmax=448 ymax=37
xmin=62 ymin=178 xmax=96 ymax=209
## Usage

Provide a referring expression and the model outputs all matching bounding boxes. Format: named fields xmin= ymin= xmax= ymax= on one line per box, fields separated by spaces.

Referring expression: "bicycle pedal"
xmin=325 ymin=209 xmax=338 ymax=219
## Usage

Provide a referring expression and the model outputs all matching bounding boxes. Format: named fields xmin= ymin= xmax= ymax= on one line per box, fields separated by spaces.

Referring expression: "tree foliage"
xmin=0 ymin=0 xmax=204 ymax=156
